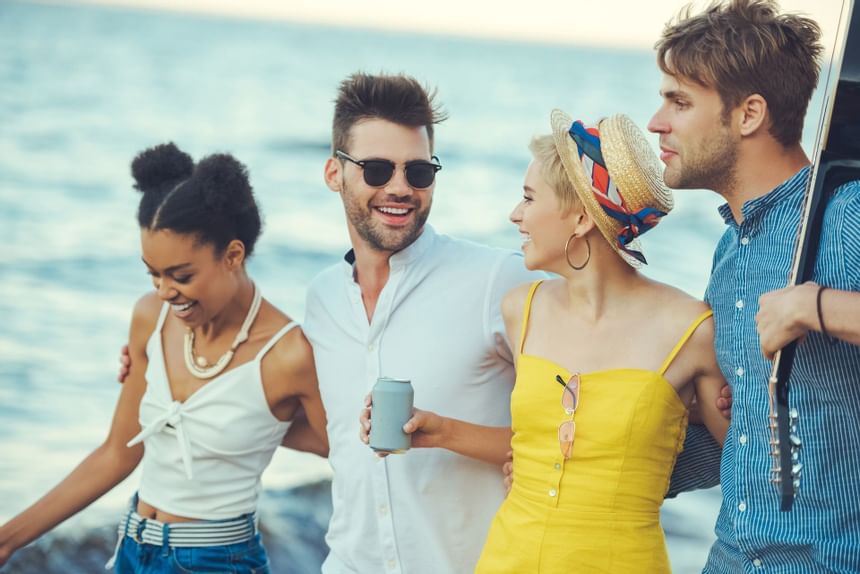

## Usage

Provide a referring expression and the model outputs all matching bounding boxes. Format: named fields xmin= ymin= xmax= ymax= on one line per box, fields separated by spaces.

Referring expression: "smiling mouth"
xmin=375 ymin=206 xmax=414 ymax=216
xmin=373 ymin=205 xmax=417 ymax=226
xmin=170 ymin=301 xmax=196 ymax=315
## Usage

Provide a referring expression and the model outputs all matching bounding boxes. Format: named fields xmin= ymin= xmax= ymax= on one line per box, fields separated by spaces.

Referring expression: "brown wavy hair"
xmin=332 ymin=72 xmax=447 ymax=155
xmin=655 ymin=0 xmax=823 ymax=147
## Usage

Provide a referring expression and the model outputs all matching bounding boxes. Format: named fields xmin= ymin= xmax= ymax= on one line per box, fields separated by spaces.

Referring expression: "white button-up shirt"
xmin=304 ymin=225 xmax=537 ymax=574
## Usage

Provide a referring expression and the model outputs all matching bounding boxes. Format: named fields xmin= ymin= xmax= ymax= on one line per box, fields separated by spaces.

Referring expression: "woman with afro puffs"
xmin=0 ymin=143 xmax=328 ymax=573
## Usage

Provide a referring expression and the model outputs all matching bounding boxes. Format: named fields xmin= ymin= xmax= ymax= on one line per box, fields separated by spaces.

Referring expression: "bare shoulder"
xmin=256 ymin=300 xmax=310 ymax=371
xmin=269 ymin=325 xmax=313 ymax=367
xmin=262 ymin=321 xmax=317 ymax=394
xmin=690 ymin=303 xmax=716 ymax=355
xmin=131 ymin=291 xmax=163 ymax=324
xmin=129 ymin=291 xmax=163 ymax=346
xmin=642 ymin=281 xmax=714 ymax=357
xmin=502 ymin=279 xmax=543 ymax=323
xmin=648 ymin=281 xmax=710 ymax=322
xmin=645 ymin=283 xmax=719 ymax=385
xmin=651 ymin=284 xmax=716 ymax=359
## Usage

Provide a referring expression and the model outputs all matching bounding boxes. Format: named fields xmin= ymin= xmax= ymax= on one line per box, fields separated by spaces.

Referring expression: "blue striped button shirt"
xmin=703 ymin=167 xmax=860 ymax=574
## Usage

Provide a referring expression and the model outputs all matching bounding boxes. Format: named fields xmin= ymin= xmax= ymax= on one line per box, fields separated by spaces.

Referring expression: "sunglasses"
xmin=336 ymin=150 xmax=442 ymax=189
xmin=555 ymin=373 xmax=581 ymax=460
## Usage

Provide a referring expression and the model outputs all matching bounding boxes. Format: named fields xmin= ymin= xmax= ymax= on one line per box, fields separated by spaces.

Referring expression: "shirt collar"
xmin=717 ymin=166 xmax=811 ymax=225
xmin=342 ymin=224 xmax=436 ymax=269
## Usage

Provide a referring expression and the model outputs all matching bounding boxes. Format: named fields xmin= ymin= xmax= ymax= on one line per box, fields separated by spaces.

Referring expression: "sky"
xmin=47 ymin=0 xmax=848 ymax=51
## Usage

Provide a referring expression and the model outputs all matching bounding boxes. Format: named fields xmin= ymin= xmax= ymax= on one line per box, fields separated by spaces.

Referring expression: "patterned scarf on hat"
xmin=568 ymin=120 xmax=666 ymax=264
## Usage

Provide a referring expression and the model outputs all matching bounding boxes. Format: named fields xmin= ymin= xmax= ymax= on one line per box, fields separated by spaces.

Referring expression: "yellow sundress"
xmin=476 ymin=280 xmax=713 ymax=573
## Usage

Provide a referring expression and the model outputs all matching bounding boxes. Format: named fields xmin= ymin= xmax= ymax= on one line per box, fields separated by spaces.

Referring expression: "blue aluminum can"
xmin=369 ymin=377 xmax=414 ymax=453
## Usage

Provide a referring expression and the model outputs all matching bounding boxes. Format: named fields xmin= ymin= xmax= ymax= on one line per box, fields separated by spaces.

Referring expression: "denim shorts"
xmin=113 ymin=532 xmax=271 ymax=574
xmin=108 ymin=494 xmax=270 ymax=573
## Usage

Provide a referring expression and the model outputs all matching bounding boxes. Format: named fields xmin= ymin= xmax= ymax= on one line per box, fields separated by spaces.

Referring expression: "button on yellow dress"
xmin=476 ymin=281 xmax=713 ymax=573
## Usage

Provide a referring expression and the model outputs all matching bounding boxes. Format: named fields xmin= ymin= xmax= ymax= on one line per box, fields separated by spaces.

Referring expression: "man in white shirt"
xmin=302 ymin=72 xmax=537 ymax=574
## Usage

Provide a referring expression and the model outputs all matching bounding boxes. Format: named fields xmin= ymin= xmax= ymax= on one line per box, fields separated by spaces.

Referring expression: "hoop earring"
xmin=564 ymin=234 xmax=591 ymax=271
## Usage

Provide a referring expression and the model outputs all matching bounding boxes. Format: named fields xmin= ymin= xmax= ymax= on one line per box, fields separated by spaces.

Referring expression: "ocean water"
xmin=0 ymin=1 xmax=830 ymax=572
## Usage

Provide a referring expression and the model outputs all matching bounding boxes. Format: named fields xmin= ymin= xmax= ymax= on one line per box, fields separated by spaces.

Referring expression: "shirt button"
xmin=368 ymin=343 xmax=375 ymax=351
xmin=740 ymin=237 xmax=750 ymax=245
xmin=378 ymin=504 xmax=388 ymax=515
xmin=738 ymin=501 xmax=747 ymax=512
xmin=387 ymin=559 xmax=397 ymax=570
xmin=736 ymin=367 xmax=745 ymax=377
xmin=549 ymin=489 xmax=558 ymax=497
xmin=554 ymin=463 xmax=561 ymax=470
xmin=739 ymin=434 xmax=748 ymax=445
xmin=752 ymin=558 xmax=763 ymax=568
xmin=736 ymin=299 xmax=745 ymax=309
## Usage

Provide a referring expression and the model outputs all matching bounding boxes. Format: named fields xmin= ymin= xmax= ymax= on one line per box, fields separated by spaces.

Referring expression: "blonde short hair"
xmin=529 ymin=134 xmax=581 ymax=212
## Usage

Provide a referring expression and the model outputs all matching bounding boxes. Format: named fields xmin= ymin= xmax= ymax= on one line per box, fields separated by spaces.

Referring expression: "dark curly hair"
xmin=131 ymin=143 xmax=263 ymax=258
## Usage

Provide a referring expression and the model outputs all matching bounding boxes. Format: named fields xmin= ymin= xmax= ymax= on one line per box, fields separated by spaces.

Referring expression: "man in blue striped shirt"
xmin=649 ymin=1 xmax=860 ymax=572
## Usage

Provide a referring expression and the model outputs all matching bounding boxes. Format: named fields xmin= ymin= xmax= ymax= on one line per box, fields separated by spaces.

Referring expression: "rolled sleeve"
xmin=666 ymin=423 xmax=722 ymax=498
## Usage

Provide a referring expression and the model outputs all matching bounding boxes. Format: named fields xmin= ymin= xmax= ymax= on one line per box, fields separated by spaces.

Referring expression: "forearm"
xmin=695 ymin=377 xmax=729 ymax=447
xmin=281 ymin=418 xmax=329 ymax=458
xmin=774 ymin=285 xmax=860 ymax=345
xmin=0 ymin=443 xmax=139 ymax=556
xmin=816 ymin=289 xmax=860 ymax=345
xmin=701 ymin=407 xmax=728 ymax=447
xmin=429 ymin=418 xmax=513 ymax=466
xmin=665 ymin=424 xmax=722 ymax=498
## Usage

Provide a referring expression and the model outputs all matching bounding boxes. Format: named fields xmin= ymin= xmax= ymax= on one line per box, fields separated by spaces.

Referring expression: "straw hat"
xmin=550 ymin=109 xmax=673 ymax=267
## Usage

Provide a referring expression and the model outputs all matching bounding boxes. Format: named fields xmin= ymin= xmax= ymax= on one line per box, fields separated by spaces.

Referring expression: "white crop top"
xmin=127 ymin=303 xmax=294 ymax=520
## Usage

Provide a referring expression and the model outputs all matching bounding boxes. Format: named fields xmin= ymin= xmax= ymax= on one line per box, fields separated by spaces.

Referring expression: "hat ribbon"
xmin=569 ymin=121 xmax=666 ymax=264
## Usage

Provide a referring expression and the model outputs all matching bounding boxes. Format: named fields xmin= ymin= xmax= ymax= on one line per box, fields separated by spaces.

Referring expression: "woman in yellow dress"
xmin=359 ymin=110 xmax=728 ymax=573
xmin=474 ymin=111 xmax=728 ymax=573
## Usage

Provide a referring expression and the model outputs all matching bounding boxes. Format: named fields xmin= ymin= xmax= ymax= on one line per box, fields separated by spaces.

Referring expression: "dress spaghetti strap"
xmin=657 ymin=310 xmax=714 ymax=376
xmin=518 ymin=281 xmax=544 ymax=355
xmin=255 ymin=321 xmax=300 ymax=361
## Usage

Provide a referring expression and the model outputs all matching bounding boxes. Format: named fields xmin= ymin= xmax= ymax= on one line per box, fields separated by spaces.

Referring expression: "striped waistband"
xmin=105 ymin=504 xmax=258 ymax=570
xmin=105 ymin=497 xmax=259 ymax=569
xmin=117 ymin=510 xmax=258 ymax=547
